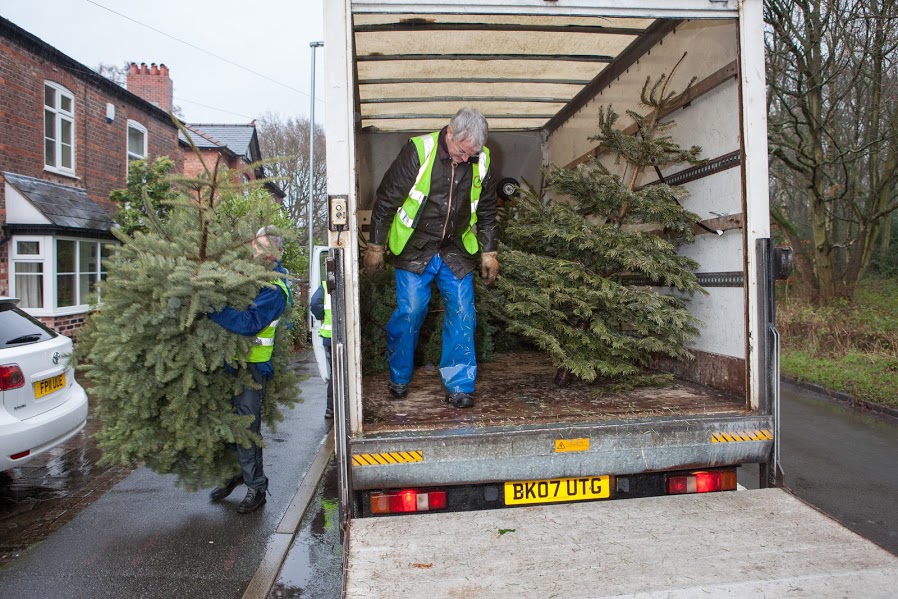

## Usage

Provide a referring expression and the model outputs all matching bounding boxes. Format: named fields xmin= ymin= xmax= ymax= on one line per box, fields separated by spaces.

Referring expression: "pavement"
xmin=0 ymin=351 xmax=332 ymax=599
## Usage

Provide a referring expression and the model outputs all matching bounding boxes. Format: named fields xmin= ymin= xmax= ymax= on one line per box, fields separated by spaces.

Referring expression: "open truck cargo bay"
xmin=321 ymin=2 xmax=896 ymax=596
xmin=324 ymin=0 xmax=780 ymax=497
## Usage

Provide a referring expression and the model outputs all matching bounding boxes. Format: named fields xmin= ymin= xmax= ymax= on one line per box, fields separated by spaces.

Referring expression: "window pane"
xmin=17 ymin=241 xmax=40 ymax=255
xmin=57 ymin=274 xmax=76 ymax=307
xmin=56 ymin=240 xmax=75 ymax=272
xmin=0 ymin=307 xmax=56 ymax=346
xmin=79 ymin=242 xmax=98 ymax=273
xmin=128 ymin=126 xmax=146 ymax=156
xmin=61 ymin=95 xmax=73 ymax=114
xmin=61 ymin=143 xmax=72 ymax=169
xmin=79 ymin=273 xmax=96 ymax=305
xmin=15 ymin=262 xmax=44 ymax=309
xmin=61 ymin=118 xmax=72 ymax=144
xmin=45 ymin=139 xmax=56 ymax=167
xmin=45 ymin=111 xmax=56 ymax=138
xmin=44 ymin=85 xmax=55 ymax=108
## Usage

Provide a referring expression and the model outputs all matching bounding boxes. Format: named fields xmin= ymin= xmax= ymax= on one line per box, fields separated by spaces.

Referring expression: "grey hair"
xmin=256 ymin=225 xmax=285 ymax=251
xmin=449 ymin=107 xmax=489 ymax=149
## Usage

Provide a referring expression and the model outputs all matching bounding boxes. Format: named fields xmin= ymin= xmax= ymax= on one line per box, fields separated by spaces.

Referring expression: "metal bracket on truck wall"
xmin=328 ymin=248 xmax=353 ymax=541
xmin=757 ymin=238 xmax=786 ymax=488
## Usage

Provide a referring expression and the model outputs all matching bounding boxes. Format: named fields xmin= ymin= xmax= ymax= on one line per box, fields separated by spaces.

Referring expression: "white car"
xmin=0 ymin=297 xmax=88 ymax=470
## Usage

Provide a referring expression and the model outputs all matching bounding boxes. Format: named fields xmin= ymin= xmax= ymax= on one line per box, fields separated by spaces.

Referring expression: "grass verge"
xmin=777 ymin=278 xmax=898 ymax=409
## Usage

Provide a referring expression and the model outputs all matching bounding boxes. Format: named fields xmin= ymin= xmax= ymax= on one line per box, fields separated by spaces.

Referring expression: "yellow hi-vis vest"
xmin=387 ymin=131 xmax=490 ymax=256
xmin=247 ymin=278 xmax=291 ymax=363
xmin=319 ymin=280 xmax=332 ymax=339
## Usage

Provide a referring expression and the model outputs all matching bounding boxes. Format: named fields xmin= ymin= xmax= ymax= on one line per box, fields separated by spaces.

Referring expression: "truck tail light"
xmin=667 ymin=469 xmax=737 ymax=495
xmin=370 ymin=489 xmax=448 ymax=515
xmin=0 ymin=364 xmax=25 ymax=391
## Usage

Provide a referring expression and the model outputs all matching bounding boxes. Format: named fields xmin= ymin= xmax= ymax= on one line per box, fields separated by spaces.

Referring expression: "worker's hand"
xmin=364 ymin=243 xmax=385 ymax=275
xmin=480 ymin=252 xmax=499 ymax=285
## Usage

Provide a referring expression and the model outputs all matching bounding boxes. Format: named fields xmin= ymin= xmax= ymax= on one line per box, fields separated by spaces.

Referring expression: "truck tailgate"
xmin=344 ymin=488 xmax=897 ymax=597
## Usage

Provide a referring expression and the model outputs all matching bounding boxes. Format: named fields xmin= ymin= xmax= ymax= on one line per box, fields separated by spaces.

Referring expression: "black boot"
xmin=237 ymin=487 xmax=267 ymax=514
xmin=209 ymin=474 xmax=243 ymax=502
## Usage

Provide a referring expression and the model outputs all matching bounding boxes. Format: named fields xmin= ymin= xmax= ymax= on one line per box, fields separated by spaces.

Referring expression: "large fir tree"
xmin=492 ymin=67 xmax=707 ymax=387
xmin=78 ymin=152 xmax=302 ymax=490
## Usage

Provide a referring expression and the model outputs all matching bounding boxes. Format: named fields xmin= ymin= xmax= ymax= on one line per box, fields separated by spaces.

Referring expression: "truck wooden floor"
xmin=361 ymin=352 xmax=748 ymax=433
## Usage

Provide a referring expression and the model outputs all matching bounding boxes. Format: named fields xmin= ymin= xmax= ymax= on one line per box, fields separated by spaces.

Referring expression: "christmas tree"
xmin=491 ymin=66 xmax=707 ymax=387
xmin=77 ymin=151 xmax=302 ymax=490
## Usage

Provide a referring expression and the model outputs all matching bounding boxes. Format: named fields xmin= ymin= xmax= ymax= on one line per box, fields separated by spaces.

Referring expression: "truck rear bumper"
xmin=350 ymin=414 xmax=773 ymax=489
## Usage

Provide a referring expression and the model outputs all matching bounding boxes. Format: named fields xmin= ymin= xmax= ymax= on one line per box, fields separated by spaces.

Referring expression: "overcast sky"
xmin=1 ymin=0 xmax=325 ymax=124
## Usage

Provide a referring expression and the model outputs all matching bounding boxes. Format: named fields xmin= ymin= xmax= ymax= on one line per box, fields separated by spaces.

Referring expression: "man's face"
xmin=447 ymin=126 xmax=481 ymax=164
xmin=252 ymin=235 xmax=280 ymax=264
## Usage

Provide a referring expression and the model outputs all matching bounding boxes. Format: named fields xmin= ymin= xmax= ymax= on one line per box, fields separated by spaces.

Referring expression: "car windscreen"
xmin=0 ymin=307 xmax=58 ymax=347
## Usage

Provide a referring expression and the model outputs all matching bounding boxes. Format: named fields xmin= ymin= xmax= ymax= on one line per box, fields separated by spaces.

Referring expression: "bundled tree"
xmin=491 ymin=69 xmax=706 ymax=387
xmin=78 ymin=150 xmax=302 ymax=490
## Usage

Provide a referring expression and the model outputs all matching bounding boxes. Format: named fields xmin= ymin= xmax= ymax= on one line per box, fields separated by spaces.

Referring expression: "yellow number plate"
xmin=34 ymin=373 xmax=66 ymax=399
xmin=504 ymin=475 xmax=611 ymax=506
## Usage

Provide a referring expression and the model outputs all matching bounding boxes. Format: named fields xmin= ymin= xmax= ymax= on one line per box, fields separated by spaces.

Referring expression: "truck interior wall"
xmin=544 ymin=18 xmax=746 ymax=393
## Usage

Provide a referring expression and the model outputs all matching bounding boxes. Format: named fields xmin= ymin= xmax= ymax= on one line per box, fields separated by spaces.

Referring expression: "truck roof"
xmin=354 ymin=12 xmax=684 ymax=133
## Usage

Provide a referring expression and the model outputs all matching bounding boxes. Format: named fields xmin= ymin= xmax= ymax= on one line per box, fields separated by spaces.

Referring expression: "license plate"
xmin=34 ymin=373 xmax=66 ymax=399
xmin=504 ymin=475 xmax=611 ymax=506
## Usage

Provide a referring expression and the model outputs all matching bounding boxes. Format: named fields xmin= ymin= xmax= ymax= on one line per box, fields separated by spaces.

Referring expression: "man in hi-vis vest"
xmin=364 ymin=108 xmax=499 ymax=408
xmin=208 ymin=227 xmax=293 ymax=513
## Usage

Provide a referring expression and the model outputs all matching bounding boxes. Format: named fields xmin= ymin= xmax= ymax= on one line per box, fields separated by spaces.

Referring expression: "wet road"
xmin=740 ymin=382 xmax=898 ymax=555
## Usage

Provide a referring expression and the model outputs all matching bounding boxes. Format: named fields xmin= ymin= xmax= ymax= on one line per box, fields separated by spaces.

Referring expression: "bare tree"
xmin=256 ymin=113 xmax=327 ymax=259
xmin=766 ymin=0 xmax=898 ymax=302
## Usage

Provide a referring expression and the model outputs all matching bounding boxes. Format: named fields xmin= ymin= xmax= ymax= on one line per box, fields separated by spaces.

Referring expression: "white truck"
xmin=316 ymin=1 xmax=898 ymax=595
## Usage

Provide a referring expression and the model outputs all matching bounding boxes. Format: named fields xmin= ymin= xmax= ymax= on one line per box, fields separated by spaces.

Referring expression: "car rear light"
xmin=0 ymin=364 xmax=25 ymax=391
xmin=10 ymin=450 xmax=30 ymax=460
xmin=370 ymin=489 xmax=448 ymax=515
xmin=667 ymin=470 xmax=737 ymax=494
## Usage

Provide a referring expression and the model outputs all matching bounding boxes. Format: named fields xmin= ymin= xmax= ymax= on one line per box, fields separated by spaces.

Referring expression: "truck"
xmin=315 ymin=1 xmax=898 ymax=595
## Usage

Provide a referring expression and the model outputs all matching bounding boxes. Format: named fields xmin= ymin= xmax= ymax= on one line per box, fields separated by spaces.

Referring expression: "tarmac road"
xmin=0 ymin=351 xmax=332 ymax=599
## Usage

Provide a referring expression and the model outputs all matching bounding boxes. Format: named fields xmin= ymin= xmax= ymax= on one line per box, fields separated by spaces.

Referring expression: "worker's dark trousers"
xmin=230 ymin=365 xmax=268 ymax=492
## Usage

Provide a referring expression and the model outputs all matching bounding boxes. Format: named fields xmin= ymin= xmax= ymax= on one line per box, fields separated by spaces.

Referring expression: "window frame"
xmin=43 ymin=81 xmax=76 ymax=176
xmin=9 ymin=235 xmax=116 ymax=317
xmin=127 ymin=119 xmax=148 ymax=167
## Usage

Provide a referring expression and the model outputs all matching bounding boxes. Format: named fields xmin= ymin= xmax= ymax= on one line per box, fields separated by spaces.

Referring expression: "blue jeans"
xmin=386 ymin=254 xmax=477 ymax=394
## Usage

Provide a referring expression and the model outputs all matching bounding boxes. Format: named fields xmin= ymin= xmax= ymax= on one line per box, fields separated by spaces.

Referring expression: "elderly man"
xmin=208 ymin=227 xmax=293 ymax=513
xmin=364 ymin=107 xmax=499 ymax=408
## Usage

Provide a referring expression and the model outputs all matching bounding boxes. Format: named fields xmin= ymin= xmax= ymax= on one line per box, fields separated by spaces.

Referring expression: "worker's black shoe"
xmin=209 ymin=474 xmax=243 ymax=502
xmin=324 ymin=405 xmax=334 ymax=419
xmin=388 ymin=381 xmax=409 ymax=399
xmin=236 ymin=487 xmax=267 ymax=514
xmin=446 ymin=392 xmax=475 ymax=408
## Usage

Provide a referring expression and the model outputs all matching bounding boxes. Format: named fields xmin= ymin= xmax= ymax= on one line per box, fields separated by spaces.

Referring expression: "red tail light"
xmin=0 ymin=364 xmax=25 ymax=391
xmin=667 ymin=470 xmax=737 ymax=494
xmin=371 ymin=489 xmax=448 ymax=514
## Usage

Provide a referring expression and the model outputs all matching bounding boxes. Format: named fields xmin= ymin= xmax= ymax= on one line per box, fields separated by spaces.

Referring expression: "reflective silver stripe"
xmin=396 ymin=134 xmax=437 ymax=227
xmin=268 ymin=319 xmax=279 ymax=328
xmin=254 ymin=337 xmax=275 ymax=346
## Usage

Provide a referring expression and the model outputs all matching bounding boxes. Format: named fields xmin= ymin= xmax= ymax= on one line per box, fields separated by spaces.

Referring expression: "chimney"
xmin=127 ymin=61 xmax=173 ymax=112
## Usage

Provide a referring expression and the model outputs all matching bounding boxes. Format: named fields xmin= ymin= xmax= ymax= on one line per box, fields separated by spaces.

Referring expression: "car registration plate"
xmin=34 ymin=373 xmax=66 ymax=399
xmin=504 ymin=475 xmax=611 ymax=506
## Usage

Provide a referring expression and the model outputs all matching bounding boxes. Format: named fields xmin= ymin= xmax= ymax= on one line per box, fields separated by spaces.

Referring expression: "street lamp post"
xmin=308 ymin=41 xmax=323 ymax=331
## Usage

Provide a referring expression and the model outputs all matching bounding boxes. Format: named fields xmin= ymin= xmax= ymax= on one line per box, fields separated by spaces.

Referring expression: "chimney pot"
xmin=150 ymin=63 xmax=159 ymax=75
xmin=129 ymin=62 xmax=139 ymax=74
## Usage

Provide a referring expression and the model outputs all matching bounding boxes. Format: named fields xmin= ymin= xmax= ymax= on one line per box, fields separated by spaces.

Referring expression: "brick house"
xmin=180 ymin=122 xmax=285 ymax=201
xmin=0 ymin=16 xmax=181 ymax=334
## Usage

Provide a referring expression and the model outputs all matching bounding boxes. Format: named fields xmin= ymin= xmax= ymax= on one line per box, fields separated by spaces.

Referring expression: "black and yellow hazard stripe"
xmin=352 ymin=450 xmax=424 ymax=467
xmin=711 ymin=429 xmax=774 ymax=443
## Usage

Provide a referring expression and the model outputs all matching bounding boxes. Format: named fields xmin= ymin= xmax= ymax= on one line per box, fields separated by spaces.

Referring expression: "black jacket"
xmin=369 ymin=127 xmax=499 ymax=278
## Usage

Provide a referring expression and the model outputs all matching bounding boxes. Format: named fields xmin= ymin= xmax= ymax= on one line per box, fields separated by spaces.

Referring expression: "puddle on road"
xmin=0 ymin=399 xmax=133 ymax=565
xmin=269 ymin=458 xmax=342 ymax=598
